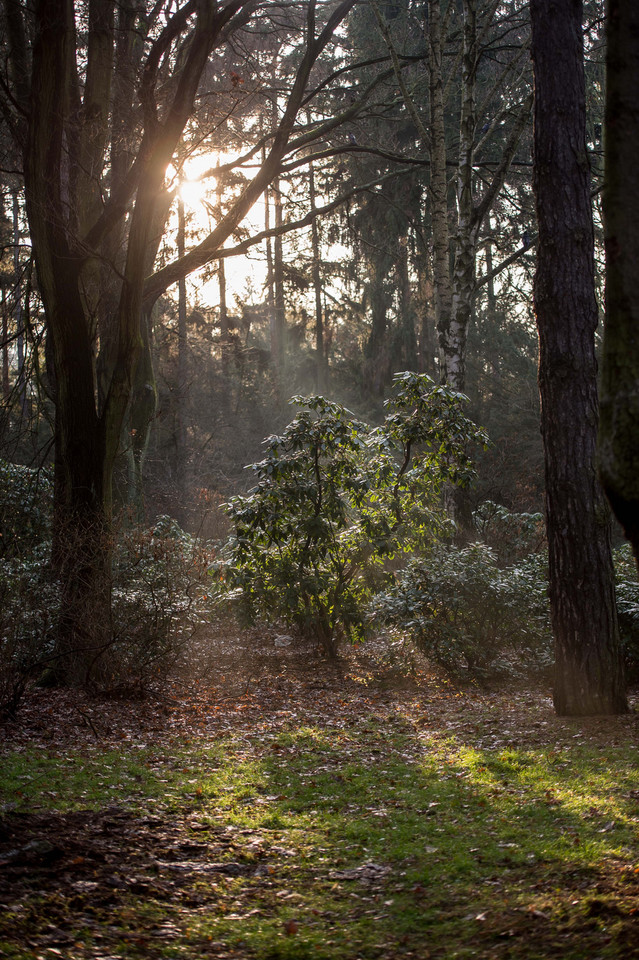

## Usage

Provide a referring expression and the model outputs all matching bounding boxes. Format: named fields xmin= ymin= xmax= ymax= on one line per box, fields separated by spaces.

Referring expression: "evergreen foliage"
xmin=216 ymin=374 xmax=486 ymax=656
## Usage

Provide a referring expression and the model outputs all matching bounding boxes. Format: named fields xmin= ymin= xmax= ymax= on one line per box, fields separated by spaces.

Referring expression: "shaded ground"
xmin=1 ymin=637 xmax=638 ymax=959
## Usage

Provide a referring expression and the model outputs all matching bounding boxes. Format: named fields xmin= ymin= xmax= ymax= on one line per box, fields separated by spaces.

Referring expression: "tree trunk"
xmin=396 ymin=237 xmax=417 ymax=368
xmin=531 ymin=0 xmax=626 ymax=715
xmin=273 ymin=174 xmax=286 ymax=375
xmin=441 ymin=0 xmax=477 ymax=393
xmin=417 ymin=251 xmax=437 ymax=377
xmin=2 ymin=288 xmax=9 ymax=403
xmin=176 ymin=195 xmax=188 ymax=500
xmin=309 ymin=157 xmax=327 ymax=393
xmin=13 ymin=191 xmax=26 ymax=417
xmin=598 ymin=0 xmax=639 ymax=567
xmin=365 ymin=256 xmax=391 ymax=394
xmin=428 ymin=0 xmax=453 ymax=383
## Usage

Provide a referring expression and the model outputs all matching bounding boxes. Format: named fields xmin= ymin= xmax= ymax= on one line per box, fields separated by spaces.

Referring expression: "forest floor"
xmin=1 ymin=633 xmax=639 ymax=960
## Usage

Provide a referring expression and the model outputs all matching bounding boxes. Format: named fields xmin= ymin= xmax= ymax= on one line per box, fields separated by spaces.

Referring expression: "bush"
xmin=472 ymin=500 xmax=545 ymax=564
xmin=373 ymin=519 xmax=639 ymax=685
xmin=0 ymin=459 xmax=52 ymax=558
xmin=0 ymin=503 xmax=216 ymax=707
xmin=216 ymin=374 xmax=487 ymax=656
xmin=108 ymin=516 xmax=217 ymax=692
xmin=613 ymin=542 xmax=639 ymax=680
xmin=370 ymin=542 xmax=553 ymax=681
xmin=0 ymin=544 xmax=59 ymax=717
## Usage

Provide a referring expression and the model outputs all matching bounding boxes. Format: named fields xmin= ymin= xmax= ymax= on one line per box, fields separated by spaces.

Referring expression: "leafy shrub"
xmin=104 ymin=516 xmax=217 ymax=692
xmin=216 ymin=374 xmax=487 ymax=656
xmin=373 ymin=524 xmax=639 ymax=684
xmin=0 ymin=506 xmax=216 ymax=706
xmin=370 ymin=542 xmax=553 ymax=681
xmin=0 ymin=544 xmax=59 ymax=717
xmin=613 ymin=542 xmax=639 ymax=680
xmin=472 ymin=500 xmax=545 ymax=564
xmin=0 ymin=459 xmax=52 ymax=558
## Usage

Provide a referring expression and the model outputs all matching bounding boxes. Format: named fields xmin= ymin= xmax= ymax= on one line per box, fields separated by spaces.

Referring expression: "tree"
xmin=219 ymin=374 xmax=486 ymax=657
xmin=530 ymin=0 xmax=626 ymax=715
xmin=2 ymin=0 xmax=359 ymax=682
xmin=598 ymin=0 xmax=639 ymax=567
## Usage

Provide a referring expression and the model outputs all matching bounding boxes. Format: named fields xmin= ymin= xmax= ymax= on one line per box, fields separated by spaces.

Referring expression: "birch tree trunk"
xmin=428 ymin=0 xmax=453 ymax=380
xmin=442 ymin=0 xmax=477 ymax=392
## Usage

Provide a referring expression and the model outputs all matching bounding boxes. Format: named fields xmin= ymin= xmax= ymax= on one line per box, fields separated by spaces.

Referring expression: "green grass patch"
xmin=1 ymin=713 xmax=638 ymax=959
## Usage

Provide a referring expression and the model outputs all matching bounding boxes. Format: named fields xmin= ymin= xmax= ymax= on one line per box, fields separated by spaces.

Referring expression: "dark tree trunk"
xmin=531 ymin=0 xmax=627 ymax=715
xmin=365 ymin=256 xmax=391 ymax=394
xmin=2 ymin=289 xmax=9 ymax=402
xmin=176 ymin=195 xmax=188 ymax=502
xmin=13 ymin=191 xmax=26 ymax=417
xmin=396 ymin=237 xmax=417 ymax=369
xmin=598 ymin=0 xmax=639 ymax=568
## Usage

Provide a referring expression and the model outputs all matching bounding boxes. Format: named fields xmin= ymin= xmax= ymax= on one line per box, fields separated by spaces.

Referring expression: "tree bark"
xmin=1 ymin=288 xmax=8 ymax=402
xmin=176 ymin=194 xmax=188 ymax=499
xmin=598 ymin=0 xmax=639 ymax=567
xmin=531 ymin=0 xmax=627 ymax=715
xmin=13 ymin=191 xmax=26 ymax=417
xmin=272 ymin=173 xmax=286 ymax=375
xmin=442 ymin=0 xmax=477 ymax=392
xmin=309 ymin=157 xmax=327 ymax=393
xmin=428 ymin=0 xmax=453 ymax=381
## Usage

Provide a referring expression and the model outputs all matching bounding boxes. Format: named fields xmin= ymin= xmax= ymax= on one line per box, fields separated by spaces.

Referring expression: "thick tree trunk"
xmin=531 ymin=0 xmax=626 ymax=715
xmin=13 ymin=191 xmax=26 ymax=417
xmin=598 ymin=0 xmax=639 ymax=567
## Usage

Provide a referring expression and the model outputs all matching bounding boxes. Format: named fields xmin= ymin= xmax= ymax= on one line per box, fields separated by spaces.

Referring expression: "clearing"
xmin=1 ymin=637 xmax=638 ymax=959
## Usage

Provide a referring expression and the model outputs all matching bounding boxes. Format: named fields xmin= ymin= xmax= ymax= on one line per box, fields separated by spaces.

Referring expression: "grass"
xmin=1 ymin=700 xmax=638 ymax=959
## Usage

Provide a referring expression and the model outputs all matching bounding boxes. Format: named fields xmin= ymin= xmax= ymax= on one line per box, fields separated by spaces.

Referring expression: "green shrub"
xmin=371 ymin=542 xmax=553 ymax=681
xmin=0 ymin=507 xmax=216 ymax=707
xmin=472 ymin=500 xmax=545 ymax=564
xmin=613 ymin=542 xmax=639 ymax=680
xmin=373 ymin=520 xmax=639 ymax=684
xmin=108 ymin=516 xmax=217 ymax=692
xmin=216 ymin=374 xmax=487 ymax=656
xmin=0 ymin=544 xmax=59 ymax=717
xmin=0 ymin=459 xmax=52 ymax=558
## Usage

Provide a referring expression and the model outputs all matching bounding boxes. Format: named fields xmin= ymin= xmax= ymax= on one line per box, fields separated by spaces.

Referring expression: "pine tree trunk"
xmin=598 ymin=0 xmax=639 ymax=567
xmin=531 ymin=0 xmax=627 ymax=715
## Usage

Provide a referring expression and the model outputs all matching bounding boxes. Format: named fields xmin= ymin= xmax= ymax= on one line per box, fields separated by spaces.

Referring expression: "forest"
xmin=1 ymin=1 xmax=639 ymax=958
